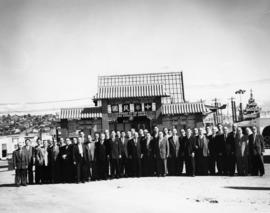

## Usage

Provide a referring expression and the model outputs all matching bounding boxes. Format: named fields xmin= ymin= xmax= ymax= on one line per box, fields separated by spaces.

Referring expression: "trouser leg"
xmin=202 ymin=157 xmax=208 ymax=175
xmin=164 ymin=159 xmax=168 ymax=175
xmin=22 ymin=169 xmax=27 ymax=185
xmin=15 ymin=169 xmax=21 ymax=186
xmin=178 ymin=157 xmax=184 ymax=175
xmin=208 ymin=156 xmax=215 ymax=175
xmin=28 ymin=165 xmax=33 ymax=184
xmin=256 ymin=155 xmax=265 ymax=176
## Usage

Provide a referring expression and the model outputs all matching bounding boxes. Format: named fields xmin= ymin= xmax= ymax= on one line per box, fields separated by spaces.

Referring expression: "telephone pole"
xmin=235 ymin=89 xmax=246 ymax=121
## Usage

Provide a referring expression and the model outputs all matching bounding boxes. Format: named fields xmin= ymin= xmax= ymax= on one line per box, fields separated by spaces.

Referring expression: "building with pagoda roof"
xmin=243 ymin=89 xmax=261 ymax=120
xmin=59 ymin=71 xmax=209 ymax=136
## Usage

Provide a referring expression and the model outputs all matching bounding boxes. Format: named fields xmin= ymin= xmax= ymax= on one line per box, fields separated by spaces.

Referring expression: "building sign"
xmin=122 ymin=104 xmax=130 ymax=112
xmin=134 ymin=103 xmax=142 ymax=112
xmin=108 ymin=103 xmax=155 ymax=114
xmin=111 ymin=104 xmax=119 ymax=113
xmin=144 ymin=103 xmax=152 ymax=111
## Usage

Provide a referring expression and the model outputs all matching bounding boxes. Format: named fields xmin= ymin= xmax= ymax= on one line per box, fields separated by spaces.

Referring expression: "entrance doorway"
xmin=131 ymin=116 xmax=150 ymax=131
xmin=111 ymin=116 xmax=151 ymax=132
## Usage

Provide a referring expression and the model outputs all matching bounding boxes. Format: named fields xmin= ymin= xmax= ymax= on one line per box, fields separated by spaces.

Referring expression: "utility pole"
xmin=212 ymin=98 xmax=219 ymax=125
xmin=230 ymin=97 xmax=237 ymax=123
xmin=235 ymin=89 xmax=246 ymax=121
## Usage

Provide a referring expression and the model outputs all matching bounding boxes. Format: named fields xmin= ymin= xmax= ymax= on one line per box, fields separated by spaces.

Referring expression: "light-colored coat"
xmin=156 ymin=137 xmax=169 ymax=159
xmin=235 ymin=135 xmax=249 ymax=157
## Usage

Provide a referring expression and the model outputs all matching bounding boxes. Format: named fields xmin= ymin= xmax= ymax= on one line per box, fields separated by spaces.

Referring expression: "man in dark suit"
xmin=73 ymin=137 xmax=85 ymax=183
xmin=224 ymin=125 xmax=236 ymax=176
xmin=59 ymin=138 xmax=74 ymax=183
xmin=109 ymin=131 xmax=120 ymax=178
xmin=23 ymin=139 xmax=35 ymax=184
xmin=151 ymin=126 xmax=159 ymax=176
xmin=95 ymin=133 xmax=109 ymax=180
xmin=168 ymin=128 xmax=180 ymax=176
xmin=178 ymin=129 xmax=186 ymax=175
xmin=195 ymin=128 xmax=209 ymax=175
xmin=104 ymin=130 xmax=111 ymax=178
xmin=184 ymin=128 xmax=196 ymax=176
xmin=119 ymin=131 xmax=128 ymax=177
xmin=13 ymin=141 xmax=29 ymax=186
xmin=48 ymin=137 xmax=60 ymax=183
xmin=216 ymin=125 xmax=226 ymax=175
xmin=35 ymin=138 xmax=44 ymax=184
xmin=250 ymin=126 xmax=265 ymax=176
xmin=127 ymin=131 xmax=142 ymax=177
xmin=89 ymin=133 xmax=98 ymax=180
xmin=83 ymin=135 xmax=92 ymax=182
xmin=59 ymin=138 xmax=67 ymax=182
xmin=208 ymin=127 xmax=218 ymax=175
xmin=141 ymin=131 xmax=153 ymax=177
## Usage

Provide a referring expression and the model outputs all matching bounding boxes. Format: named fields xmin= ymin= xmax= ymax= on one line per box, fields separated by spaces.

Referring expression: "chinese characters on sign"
xmin=122 ymin=104 xmax=130 ymax=112
xmin=144 ymin=103 xmax=152 ymax=111
xmin=108 ymin=103 xmax=154 ymax=113
xmin=111 ymin=104 xmax=119 ymax=113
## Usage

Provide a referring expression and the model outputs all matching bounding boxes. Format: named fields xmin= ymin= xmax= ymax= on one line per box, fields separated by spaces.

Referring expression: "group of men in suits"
xmin=12 ymin=124 xmax=265 ymax=186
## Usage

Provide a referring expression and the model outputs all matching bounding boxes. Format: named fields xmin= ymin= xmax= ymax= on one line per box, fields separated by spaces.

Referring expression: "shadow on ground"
xmin=0 ymin=184 xmax=17 ymax=187
xmin=225 ymin=186 xmax=270 ymax=190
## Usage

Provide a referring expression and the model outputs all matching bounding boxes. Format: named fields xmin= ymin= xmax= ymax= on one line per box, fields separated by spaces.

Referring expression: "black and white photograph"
xmin=0 ymin=0 xmax=270 ymax=212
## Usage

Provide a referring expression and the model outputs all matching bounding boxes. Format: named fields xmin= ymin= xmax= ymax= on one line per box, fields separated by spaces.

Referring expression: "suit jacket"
xmin=208 ymin=135 xmax=218 ymax=156
xmin=140 ymin=137 xmax=147 ymax=156
xmin=249 ymin=134 xmax=265 ymax=156
xmin=83 ymin=143 xmax=92 ymax=164
xmin=13 ymin=148 xmax=29 ymax=169
xmin=183 ymin=136 xmax=196 ymax=157
xmin=95 ymin=140 xmax=107 ymax=161
xmin=235 ymin=135 xmax=249 ymax=157
xmin=141 ymin=137 xmax=154 ymax=157
xmin=104 ymin=139 xmax=111 ymax=157
xmin=127 ymin=138 xmax=141 ymax=159
xmin=23 ymin=146 xmax=35 ymax=165
xmin=196 ymin=135 xmax=209 ymax=157
xmin=59 ymin=145 xmax=73 ymax=164
xmin=89 ymin=142 xmax=95 ymax=161
xmin=109 ymin=138 xmax=120 ymax=159
xmin=73 ymin=143 xmax=84 ymax=163
xmin=225 ymin=132 xmax=236 ymax=156
xmin=48 ymin=145 xmax=60 ymax=164
xmin=35 ymin=146 xmax=45 ymax=166
xmin=178 ymin=136 xmax=186 ymax=157
xmin=119 ymin=137 xmax=128 ymax=158
xmin=216 ymin=134 xmax=226 ymax=155
xmin=155 ymin=137 xmax=169 ymax=159
xmin=168 ymin=136 xmax=180 ymax=158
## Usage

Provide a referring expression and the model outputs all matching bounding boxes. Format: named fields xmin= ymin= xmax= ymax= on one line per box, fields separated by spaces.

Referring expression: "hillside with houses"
xmin=0 ymin=114 xmax=58 ymax=136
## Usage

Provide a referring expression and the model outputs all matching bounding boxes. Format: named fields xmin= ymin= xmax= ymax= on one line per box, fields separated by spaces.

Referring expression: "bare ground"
xmin=0 ymin=164 xmax=270 ymax=213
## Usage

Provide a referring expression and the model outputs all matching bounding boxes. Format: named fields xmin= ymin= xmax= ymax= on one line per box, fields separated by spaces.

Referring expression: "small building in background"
xmin=59 ymin=71 xmax=209 ymax=137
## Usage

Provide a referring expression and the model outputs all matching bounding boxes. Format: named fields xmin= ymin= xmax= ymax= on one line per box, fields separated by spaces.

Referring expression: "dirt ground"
xmin=0 ymin=164 xmax=270 ymax=213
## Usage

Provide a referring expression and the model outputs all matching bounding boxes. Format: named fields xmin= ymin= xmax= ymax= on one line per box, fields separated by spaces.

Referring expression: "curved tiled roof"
xmin=162 ymin=102 xmax=208 ymax=115
xmin=60 ymin=107 xmax=102 ymax=119
xmin=94 ymin=84 xmax=169 ymax=100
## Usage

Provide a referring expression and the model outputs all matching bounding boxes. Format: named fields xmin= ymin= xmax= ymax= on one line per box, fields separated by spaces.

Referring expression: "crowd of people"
xmin=12 ymin=124 xmax=265 ymax=186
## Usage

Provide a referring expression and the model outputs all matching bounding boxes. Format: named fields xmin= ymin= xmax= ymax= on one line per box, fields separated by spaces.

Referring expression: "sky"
xmin=0 ymin=0 xmax=270 ymax=114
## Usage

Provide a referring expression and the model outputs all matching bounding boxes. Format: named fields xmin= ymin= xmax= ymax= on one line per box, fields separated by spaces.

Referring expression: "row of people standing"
xmin=12 ymin=124 xmax=265 ymax=186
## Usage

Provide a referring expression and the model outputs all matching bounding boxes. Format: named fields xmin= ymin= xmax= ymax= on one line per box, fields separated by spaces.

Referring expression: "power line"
xmin=0 ymin=108 xmax=60 ymax=114
xmin=0 ymin=97 xmax=92 ymax=106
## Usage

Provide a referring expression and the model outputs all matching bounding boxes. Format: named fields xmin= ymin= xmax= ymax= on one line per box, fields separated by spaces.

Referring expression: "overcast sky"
xmin=0 ymin=0 xmax=270 ymax=114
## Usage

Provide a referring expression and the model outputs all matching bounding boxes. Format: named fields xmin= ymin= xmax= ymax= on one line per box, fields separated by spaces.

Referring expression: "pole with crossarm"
xmin=235 ymin=89 xmax=246 ymax=121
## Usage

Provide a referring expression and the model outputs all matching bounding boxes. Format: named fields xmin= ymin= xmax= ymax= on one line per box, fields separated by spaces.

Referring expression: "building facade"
xmin=59 ymin=72 xmax=208 ymax=136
